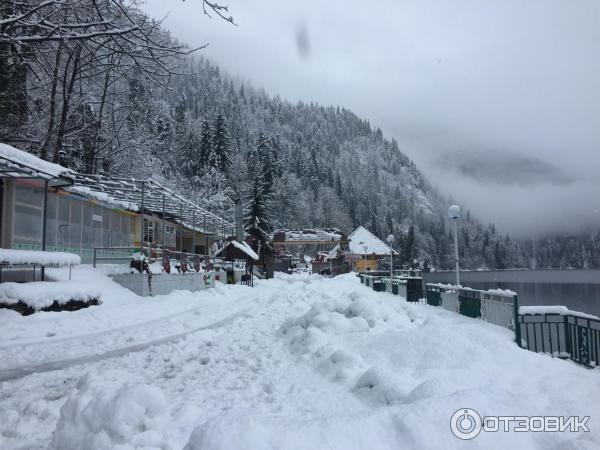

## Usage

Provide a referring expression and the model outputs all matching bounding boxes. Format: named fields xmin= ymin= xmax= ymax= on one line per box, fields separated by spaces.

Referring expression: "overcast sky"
xmin=144 ymin=0 xmax=600 ymax=237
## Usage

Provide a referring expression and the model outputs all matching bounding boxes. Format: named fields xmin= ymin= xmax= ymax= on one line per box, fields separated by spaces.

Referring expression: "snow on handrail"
xmin=0 ymin=249 xmax=81 ymax=267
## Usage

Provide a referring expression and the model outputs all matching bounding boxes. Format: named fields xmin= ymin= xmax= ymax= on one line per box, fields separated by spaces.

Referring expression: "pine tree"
xmin=369 ymin=206 xmax=382 ymax=238
xmin=335 ymin=171 xmax=343 ymax=197
xmin=245 ymin=171 xmax=272 ymax=254
xmin=256 ymin=132 xmax=274 ymax=196
xmin=385 ymin=211 xmax=394 ymax=235
xmin=198 ymin=120 xmax=212 ymax=167
xmin=211 ymin=111 xmax=231 ymax=173
xmin=180 ymin=129 xmax=201 ymax=178
xmin=404 ymin=224 xmax=415 ymax=264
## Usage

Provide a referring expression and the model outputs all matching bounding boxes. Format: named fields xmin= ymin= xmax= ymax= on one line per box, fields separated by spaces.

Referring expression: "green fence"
xmin=363 ymin=278 xmax=596 ymax=368
xmin=519 ymin=313 xmax=600 ymax=368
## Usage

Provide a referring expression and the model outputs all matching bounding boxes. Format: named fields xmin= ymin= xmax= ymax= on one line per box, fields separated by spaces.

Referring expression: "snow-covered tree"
xmin=211 ymin=111 xmax=231 ymax=173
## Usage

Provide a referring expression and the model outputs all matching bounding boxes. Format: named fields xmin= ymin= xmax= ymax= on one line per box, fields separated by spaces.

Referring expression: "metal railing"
xmin=359 ymin=272 xmax=422 ymax=302
xmin=360 ymin=281 xmax=600 ymax=369
xmin=92 ymin=246 xmax=224 ymax=269
xmin=519 ymin=313 xmax=600 ymax=367
xmin=424 ymin=284 xmax=521 ymax=342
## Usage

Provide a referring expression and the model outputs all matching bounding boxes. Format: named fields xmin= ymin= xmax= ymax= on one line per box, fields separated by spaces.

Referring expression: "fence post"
xmin=140 ymin=181 xmax=145 ymax=255
xmin=93 ymin=248 xmax=97 ymax=268
xmin=564 ymin=315 xmax=571 ymax=359
xmin=513 ymin=294 xmax=522 ymax=347
xmin=582 ymin=319 xmax=591 ymax=365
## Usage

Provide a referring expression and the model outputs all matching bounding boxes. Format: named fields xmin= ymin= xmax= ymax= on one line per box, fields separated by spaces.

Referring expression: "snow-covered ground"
xmin=0 ymin=269 xmax=598 ymax=450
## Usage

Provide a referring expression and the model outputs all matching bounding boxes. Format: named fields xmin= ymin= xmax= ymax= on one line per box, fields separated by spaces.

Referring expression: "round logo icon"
xmin=450 ymin=408 xmax=482 ymax=440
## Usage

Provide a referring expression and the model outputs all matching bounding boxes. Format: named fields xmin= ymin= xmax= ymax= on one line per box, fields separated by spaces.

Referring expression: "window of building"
xmin=13 ymin=183 xmax=44 ymax=245
xmin=143 ymin=218 xmax=155 ymax=243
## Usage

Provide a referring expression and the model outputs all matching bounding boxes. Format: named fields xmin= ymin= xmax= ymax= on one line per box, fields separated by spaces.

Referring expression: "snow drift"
xmin=49 ymin=370 xmax=170 ymax=450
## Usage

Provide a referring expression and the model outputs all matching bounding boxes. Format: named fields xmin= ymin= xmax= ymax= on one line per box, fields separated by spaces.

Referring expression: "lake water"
xmin=423 ymin=269 xmax=600 ymax=317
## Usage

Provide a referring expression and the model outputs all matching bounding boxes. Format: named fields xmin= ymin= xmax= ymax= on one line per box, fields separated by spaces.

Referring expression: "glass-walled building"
xmin=4 ymin=179 xmax=137 ymax=263
xmin=0 ymin=144 xmax=234 ymax=264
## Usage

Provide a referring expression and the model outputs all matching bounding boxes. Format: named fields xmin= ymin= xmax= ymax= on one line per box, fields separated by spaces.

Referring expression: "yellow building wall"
xmin=355 ymin=258 xmax=379 ymax=272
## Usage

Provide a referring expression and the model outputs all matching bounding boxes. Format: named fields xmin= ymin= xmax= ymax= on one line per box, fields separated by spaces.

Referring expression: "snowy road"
xmin=0 ymin=306 xmax=251 ymax=383
xmin=1 ymin=272 xmax=598 ymax=450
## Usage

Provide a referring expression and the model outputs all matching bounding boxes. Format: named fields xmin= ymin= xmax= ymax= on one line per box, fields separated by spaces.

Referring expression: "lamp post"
xmin=448 ymin=205 xmax=461 ymax=287
xmin=387 ymin=234 xmax=394 ymax=280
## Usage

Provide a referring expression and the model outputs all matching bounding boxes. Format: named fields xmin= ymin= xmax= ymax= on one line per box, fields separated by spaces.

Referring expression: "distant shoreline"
xmin=425 ymin=268 xmax=600 ymax=284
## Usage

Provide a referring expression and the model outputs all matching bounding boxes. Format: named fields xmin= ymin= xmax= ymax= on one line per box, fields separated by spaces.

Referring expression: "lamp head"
xmin=448 ymin=205 xmax=461 ymax=220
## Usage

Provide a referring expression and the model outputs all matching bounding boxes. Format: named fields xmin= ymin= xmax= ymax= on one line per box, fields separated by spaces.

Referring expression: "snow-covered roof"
xmin=213 ymin=240 xmax=259 ymax=260
xmin=0 ymin=249 xmax=81 ymax=267
xmin=231 ymin=241 xmax=259 ymax=260
xmin=348 ymin=227 xmax=396 ymax=256
xmin=0 ymin=143 xmax=74 ymax=182
xmin=66 ymin=185 xmax=139 ymax=212
xmin=273 ymin=228 xmax=344 ymax=242
xmin=327 ymin=244 xmax=340 ymax=260
xmin=71 ymin=174 xmax=233 ymax=238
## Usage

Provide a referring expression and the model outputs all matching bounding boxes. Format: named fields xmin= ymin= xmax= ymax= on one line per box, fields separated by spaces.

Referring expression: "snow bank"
xmin=0 ymin=280 xmax=101 ymax=310
xmin=0 ymin=143 xmax=73 ymax=178
xmin=281 ymin=291 xmax=406 ymax=344
xmin=0 ymin=249 xmax=80 ymax=266
xmin=351 ymin=367 xmax=405 ymax=406
xmin=520 ymin=305 xmax=599 ymax=319
xmin=50 ymin=370 xmax=170 ymax=450
xmin=2 ymin=273 xmax=599 ymax=450
xmin=280 ymin=288 xmax=413 ymax=397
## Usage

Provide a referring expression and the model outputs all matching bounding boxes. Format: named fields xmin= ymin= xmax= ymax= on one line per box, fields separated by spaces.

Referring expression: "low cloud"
xmin=435 ymin=150 xmax=574 ymax=187
xmin=143 ymin=0 xmax=600 ymax=237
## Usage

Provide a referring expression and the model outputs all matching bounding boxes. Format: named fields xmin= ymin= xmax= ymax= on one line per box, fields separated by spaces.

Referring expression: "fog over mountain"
xmin=144 ymin=0 xmax=600 ymax=236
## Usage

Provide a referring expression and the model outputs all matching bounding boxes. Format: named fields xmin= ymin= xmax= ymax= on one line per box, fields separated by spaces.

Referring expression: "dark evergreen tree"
xmin=369 ymin=207 xmax=382 ymax=238
xmin=245 ymin=172 xmax=272 ymax=254
xmin=180 ymin=129 xmax=202 ymax=178
xmin=385 ymin=212 xmax=394 ymax=235
xmin=404 ymin=224 xmax=415 ymax=264
xmin=198 ymin=120 xmax=213 ymax=168
xmin=211 ymin=111 xmax=231 ymax=173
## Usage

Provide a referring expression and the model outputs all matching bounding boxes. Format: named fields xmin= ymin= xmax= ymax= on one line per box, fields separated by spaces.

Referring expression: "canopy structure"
xmin=0 ymin=143 xmax=73 ymax=187
xmin=71 ymin=174 xmax=235 ymax=239
xmin=0 ymin=144 xmax=75 ymax=280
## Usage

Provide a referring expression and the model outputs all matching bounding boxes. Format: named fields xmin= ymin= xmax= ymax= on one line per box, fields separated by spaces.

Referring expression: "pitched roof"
xmin=348 ymin=226 xmax=395 ymax=256
xmin=214 ymin=240 xmax=259 ymax=260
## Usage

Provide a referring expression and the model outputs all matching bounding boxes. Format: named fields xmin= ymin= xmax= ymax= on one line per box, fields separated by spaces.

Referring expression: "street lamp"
xmin=448 ymin=205 xmax=461 ymax=287
xmin=387 ymin=234 xmax=395 ymax=280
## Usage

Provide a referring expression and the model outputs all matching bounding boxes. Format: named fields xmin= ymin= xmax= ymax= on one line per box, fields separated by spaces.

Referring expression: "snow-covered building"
xmin=272 ymin=228 xmax=346 ymax=244
xmin=0 ymin=144 xmax=233 ymax=264
xmin=327 ymin=226 xmax=397 ymax=272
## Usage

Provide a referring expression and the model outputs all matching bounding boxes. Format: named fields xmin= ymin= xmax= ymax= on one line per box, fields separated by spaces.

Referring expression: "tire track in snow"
xmin=0 ymin=290 xmax=259 ymax=350
xmin=0 ymin=307 xmax=252 ymax=383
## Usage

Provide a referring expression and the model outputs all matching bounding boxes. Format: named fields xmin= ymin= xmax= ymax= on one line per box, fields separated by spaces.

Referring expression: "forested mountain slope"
xmin=1 ymin=1 xmax=597 ymax=269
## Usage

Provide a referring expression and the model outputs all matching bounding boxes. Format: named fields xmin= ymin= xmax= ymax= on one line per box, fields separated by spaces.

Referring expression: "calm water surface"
xmin=423 ymin=269 xmax=600 ymax=317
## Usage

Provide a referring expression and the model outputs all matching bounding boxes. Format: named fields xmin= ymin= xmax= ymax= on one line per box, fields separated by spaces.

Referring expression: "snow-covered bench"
xmin=0 ymin=249 xmax=80 ymax=282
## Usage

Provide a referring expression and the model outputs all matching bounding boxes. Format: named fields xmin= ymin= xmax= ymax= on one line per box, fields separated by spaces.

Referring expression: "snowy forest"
xmin=1 ymin=0 xmax=599 ymax=270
